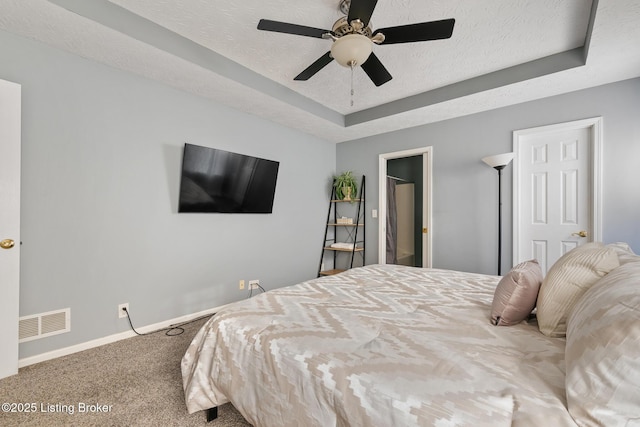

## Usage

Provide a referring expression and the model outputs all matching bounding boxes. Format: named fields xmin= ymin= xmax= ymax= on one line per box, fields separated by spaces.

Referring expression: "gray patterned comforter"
xmin=182 ymin=264 xmax=576 ymax=426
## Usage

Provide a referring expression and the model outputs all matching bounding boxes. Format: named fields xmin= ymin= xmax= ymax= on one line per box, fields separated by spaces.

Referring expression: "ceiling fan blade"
xmin=348 ymin=0 xmax=378 ymax=27
xmin=375 ymin=18 xmax=455 ymax=44
xmin=258 ymin=19 xmax=329 ymax=39
xmin=361 ymin=53 xmax=392 ymax=87
xmin=294 ymin=52 xmax=334 ymax=81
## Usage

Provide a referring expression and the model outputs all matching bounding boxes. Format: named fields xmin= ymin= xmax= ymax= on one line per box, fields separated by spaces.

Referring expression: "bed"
xmin=182 ymin=243 xmax=640 ymax=426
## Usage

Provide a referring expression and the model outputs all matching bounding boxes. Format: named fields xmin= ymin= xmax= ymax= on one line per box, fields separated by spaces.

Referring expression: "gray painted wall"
xmin=337 ymin=77 xmax=640 ymax=275
xmin=0 ymin=30 xmax=335 ymax=358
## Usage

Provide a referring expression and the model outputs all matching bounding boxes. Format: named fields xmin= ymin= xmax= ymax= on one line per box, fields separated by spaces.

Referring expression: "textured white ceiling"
xmin=0 ymin=0 xmax=639 ymax=142
xmin=108 ymin=0 xmax=592 ymax=112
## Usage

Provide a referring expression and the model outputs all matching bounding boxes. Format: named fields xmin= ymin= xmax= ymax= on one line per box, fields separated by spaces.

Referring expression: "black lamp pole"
xmin=483 ymin=152 xmax=514 ymax=276
xmin=495 ymin=165 xmax=506 ymax=275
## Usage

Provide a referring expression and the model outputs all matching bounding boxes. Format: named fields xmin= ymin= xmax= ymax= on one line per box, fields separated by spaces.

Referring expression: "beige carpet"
xmin=0 ymin=316 xmax=252 ymax=426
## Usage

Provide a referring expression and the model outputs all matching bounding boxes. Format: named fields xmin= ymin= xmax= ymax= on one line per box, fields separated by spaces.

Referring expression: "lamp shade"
xmin=330 ymin=34 xmax=373 ymax=67
xmin=482 ymin=152 xmax=515 ymax=169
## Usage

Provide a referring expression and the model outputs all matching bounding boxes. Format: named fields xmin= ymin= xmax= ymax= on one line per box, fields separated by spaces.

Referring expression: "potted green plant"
xmin=333 ymin=171 xmax=358 ymax=201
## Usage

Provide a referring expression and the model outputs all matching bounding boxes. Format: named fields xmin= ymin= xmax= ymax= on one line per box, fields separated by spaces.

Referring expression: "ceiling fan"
xmin=257 ymin=0 xmax=455 ymax=87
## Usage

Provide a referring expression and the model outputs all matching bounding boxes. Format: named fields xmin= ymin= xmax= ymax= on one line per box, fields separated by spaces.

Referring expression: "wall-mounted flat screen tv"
xmin=178 ymin=143 xmax=279 ymax=213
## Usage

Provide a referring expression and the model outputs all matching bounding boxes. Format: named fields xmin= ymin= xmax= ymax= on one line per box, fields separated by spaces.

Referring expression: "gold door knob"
xmin=0 ymin=239 xmax=15 ymax=249
xmin=571 ymin=230 xmax=588 ymax=238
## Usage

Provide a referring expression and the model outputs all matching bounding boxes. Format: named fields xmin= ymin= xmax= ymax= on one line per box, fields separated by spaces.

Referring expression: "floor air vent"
xmin=19 ymin=308 xmax=70 ymax=343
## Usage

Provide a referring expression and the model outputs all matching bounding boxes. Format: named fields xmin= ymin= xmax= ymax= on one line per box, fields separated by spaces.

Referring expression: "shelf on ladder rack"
xmin=317 ymin=175 xmax=366 ymax=277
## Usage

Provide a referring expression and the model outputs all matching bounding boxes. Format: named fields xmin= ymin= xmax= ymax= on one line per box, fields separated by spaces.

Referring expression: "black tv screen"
xmin=178 ymin=144 xmax=279 ymax=213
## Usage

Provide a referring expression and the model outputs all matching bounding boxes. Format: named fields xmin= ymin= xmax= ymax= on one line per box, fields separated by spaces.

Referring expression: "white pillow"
xmin=537 ymin=242 xmax=619 ymax=337
xmin=606 ymin=242 xmax=640 ymax=265
xmin=565 ymin=261 xmax=640 ymax=427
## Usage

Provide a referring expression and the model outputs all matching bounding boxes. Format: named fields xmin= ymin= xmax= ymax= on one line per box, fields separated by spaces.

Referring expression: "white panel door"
xmin=514 ymin=118 xmax=602 ymax=272
xmin=0 ymin=79 xmax=21 ymax=379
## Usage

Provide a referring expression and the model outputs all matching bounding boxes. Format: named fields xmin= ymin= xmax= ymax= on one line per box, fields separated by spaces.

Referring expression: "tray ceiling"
xmin=1 ymin=0 xmax=639 ymax=142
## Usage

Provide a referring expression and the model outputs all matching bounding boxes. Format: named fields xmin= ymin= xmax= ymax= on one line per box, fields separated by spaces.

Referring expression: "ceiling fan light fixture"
xmin=330 ymin=34 xmax=372 ymax=67
xmin=257 ymin=1 xmax=455 ymax=87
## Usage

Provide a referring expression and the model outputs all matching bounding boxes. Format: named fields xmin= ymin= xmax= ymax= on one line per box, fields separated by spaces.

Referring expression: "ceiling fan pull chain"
xmin=350 ymin=62 xmax=355 ymax=107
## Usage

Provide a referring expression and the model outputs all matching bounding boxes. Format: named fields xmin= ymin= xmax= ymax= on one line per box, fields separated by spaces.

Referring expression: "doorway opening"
xmin=378 ymin=147 xmax=432 ymax=267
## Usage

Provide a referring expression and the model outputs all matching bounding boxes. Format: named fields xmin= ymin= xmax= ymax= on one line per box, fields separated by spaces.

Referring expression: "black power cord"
xmin=122 ymin=307 xmax=214 ymax=337
xmin=248 ymin=283 xmax=266 ymax=298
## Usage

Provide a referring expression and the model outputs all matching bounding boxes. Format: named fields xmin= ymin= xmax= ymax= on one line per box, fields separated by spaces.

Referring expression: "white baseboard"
xmin=18 ymin=304 xmax=228 ymax=368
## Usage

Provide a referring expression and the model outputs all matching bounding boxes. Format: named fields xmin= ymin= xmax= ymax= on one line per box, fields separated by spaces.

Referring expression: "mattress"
xmin=181 ymin=264 xmax=576 ymax=426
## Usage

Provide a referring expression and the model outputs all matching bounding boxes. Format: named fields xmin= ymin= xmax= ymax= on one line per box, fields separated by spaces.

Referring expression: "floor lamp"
xmin=482 ymin=152 xmax=515 ymax=275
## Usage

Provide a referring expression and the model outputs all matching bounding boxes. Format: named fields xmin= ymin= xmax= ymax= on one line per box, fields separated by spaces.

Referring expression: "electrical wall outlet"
xmin=239 ymin=280 xmax=245 ymax=290
xmin=249 ymin=280 xmax=260 ymax=290
xmin=118 ymin=303 xmax=129 ymax=319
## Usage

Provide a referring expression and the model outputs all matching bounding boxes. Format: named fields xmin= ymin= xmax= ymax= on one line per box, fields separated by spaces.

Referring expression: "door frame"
xmin=378 ymin=147 xmax=433 ymax=267
xmin=512 ymin=117 xmax=603 ymax=265
xmin=0 ymin=79 xmax=21 ymax=379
